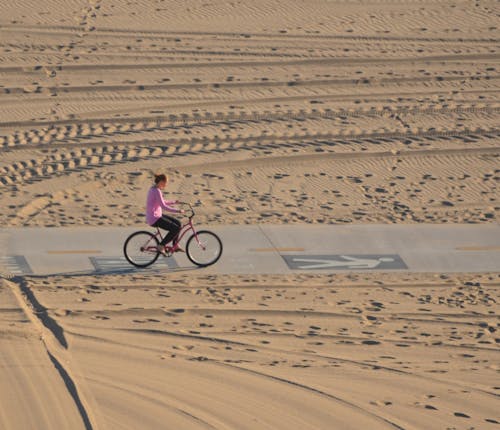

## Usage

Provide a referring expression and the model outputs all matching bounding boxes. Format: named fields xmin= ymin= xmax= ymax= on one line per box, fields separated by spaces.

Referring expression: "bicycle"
xmin=123 ymin=202 xmax=223 ymax=268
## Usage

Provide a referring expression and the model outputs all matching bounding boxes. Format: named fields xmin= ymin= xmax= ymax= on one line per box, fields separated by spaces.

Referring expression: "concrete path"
xmin=0 ymin=224 xmax=498 ymax=276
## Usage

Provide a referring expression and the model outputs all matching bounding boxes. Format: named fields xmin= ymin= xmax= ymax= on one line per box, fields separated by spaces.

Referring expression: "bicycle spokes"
xmin=186 ymin=230 xmax=222 ymax=267
xmin=124 ymin=231 xmax=161 ymax=268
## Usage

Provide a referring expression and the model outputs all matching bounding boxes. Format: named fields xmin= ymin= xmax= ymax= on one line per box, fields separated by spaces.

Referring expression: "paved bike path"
xmin=0 ymin=224 xmax=499 ymax=276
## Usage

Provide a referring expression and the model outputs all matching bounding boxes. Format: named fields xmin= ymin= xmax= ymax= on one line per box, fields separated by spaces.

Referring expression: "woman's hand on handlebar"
xmin=175 ymin=201 xmax=193 ymax=217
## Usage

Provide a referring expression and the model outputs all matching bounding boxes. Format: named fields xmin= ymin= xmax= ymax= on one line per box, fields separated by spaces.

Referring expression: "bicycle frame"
xmin=147 ymin=203 xmax=205 ymax=253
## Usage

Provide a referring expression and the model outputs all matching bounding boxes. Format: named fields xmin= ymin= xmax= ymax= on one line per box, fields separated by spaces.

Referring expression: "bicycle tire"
xmin=123 ymin=231 xmax=160 ymax=268
xmin=186 ymin=230 xmax=223 ymax=267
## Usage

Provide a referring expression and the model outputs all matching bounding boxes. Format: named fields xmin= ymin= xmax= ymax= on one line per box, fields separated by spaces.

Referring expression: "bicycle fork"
xmin=189 ymin=221 xmax=206 ymax=250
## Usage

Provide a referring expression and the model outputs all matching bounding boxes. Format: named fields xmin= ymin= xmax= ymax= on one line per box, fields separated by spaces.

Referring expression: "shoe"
xmin=157 ymin=245 xmax=167 ymax=256
xmin=174 ymin=246 xmax=185 ymax=253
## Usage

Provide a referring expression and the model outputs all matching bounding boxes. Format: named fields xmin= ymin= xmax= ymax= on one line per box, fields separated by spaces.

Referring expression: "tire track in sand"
xmin=5 ymin=278 xmax=101 ymax=430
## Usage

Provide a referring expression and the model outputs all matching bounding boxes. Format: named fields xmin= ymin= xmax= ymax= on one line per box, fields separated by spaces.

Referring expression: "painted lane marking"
xmin=47 ymin=250 xmax=102 ymax=254
xmin=90 ymin=256 xmax=178 ymax=273
xmin=456 ymin=246 xmax=500 ymax=251
xmin=294 ymin=256 xmax=394 ymax=269
xmin=282 ymin=254 xmax=408 ymax=271
xmin=250 ymin=247 xmax=305 ymax=252
xmin=0 ymin=256 xmax=33 ymax=275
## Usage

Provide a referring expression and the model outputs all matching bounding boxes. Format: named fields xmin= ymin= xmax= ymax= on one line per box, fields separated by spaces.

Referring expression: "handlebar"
xmin=178 ymin=201 xmax=195 ymax=219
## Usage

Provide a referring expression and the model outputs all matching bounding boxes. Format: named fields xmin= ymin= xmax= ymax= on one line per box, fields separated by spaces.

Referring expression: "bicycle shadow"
xmin=94 ymin=265 xmax=205 ymax=276
xmin=13 ymin=264 xmax=204 ymax=280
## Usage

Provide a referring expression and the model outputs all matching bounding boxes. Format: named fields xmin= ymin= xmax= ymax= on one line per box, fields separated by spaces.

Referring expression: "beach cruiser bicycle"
xmin=123 ymin=202 xmax=222 ymax=268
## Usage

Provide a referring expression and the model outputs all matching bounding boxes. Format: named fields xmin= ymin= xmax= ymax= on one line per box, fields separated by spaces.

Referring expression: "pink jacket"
xmin=146 ymin=186 xmax=179 ymax=225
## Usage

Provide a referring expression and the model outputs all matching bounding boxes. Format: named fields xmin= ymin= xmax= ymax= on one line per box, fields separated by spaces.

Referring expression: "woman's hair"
xmin=154 ymin=173 xmax=167 ymax=184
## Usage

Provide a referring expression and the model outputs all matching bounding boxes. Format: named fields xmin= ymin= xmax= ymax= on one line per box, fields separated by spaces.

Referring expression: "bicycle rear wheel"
xmin=186 ymin=230 xmax=222 ymax=267
xmin=123 ymin=231 xmax=160 ymax=268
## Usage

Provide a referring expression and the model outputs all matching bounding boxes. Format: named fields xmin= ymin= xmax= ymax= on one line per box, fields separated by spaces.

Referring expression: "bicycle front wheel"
xmin=186 ymin=230 xmax=223 ymax=267
xmin=123 ymin=231 xmax=160 ymax=268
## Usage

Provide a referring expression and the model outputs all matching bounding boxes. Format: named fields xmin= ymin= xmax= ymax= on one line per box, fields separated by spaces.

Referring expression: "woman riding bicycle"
xmin=146 ymin=173 xmax=185 ymax=255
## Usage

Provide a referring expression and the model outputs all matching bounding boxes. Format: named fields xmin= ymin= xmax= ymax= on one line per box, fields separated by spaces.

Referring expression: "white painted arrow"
xmin=292 ymin=255 xmax=395 ymax=270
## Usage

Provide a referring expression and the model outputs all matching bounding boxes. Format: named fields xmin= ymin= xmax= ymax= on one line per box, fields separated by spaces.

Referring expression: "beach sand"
xmin=0 ymin=1 xmax=499 ymax=429
xmin=2 ymin=273 xmax=499 ymax=429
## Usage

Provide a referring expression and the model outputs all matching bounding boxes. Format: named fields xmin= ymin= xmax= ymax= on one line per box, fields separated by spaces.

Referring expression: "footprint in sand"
xmin=362 ymin=340 xmax=381 ymax=345
xmin=370 ymin=400 xmax=392 ymax=407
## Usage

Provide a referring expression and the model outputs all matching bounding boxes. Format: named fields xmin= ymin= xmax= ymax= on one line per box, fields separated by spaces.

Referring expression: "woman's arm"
xmin=156 ymin=189 xmax=180 ymax=213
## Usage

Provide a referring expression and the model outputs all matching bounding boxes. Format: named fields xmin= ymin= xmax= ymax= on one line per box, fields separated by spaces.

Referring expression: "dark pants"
xmin=153 ymin=215 xmax=181 ymax=246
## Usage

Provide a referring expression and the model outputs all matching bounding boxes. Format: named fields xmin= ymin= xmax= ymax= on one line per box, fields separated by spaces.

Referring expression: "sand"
xmin=2 ymin=273 xmax=499 ymax=429
xmin=0 ymin=0 xmax=499 ymax=429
